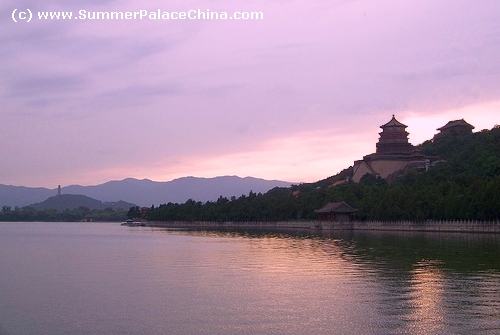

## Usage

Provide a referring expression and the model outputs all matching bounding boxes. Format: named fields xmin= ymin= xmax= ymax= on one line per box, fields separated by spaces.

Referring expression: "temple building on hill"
xmin=352 ymin=115 xmax=427 ymax=182
xmin=433 ymin=119 xmax=474 ymax=142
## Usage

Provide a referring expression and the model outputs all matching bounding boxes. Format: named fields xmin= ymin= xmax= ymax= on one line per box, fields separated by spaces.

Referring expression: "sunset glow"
xmin=1 ymin=0 xmax=498 ymax=187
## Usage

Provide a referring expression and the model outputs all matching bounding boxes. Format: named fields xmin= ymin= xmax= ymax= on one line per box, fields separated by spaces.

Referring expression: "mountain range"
xmin=0 ymin=176 xmax=292 ymax=208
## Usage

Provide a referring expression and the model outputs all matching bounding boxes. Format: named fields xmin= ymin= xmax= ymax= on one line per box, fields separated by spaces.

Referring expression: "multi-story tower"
xmin=376 ymin=115 xmax=414 ymax=155
xmin=352 ymin=115 xmax=426 ymax=182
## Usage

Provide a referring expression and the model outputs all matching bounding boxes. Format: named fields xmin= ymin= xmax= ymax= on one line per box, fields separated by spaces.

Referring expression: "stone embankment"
xmin=148 ymin=220 xmax=500 ymax=233
xmin=148 ymin=221 xmax=312 ymax=230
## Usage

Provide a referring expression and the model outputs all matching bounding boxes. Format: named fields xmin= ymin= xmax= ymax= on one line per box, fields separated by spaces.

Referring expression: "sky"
xmin=1 ymin=0 xmax=499 ymax=188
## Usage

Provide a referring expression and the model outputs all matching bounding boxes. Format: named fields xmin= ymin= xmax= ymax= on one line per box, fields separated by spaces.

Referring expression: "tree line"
xmin=0 ymin=206 xmax=128 ymax=222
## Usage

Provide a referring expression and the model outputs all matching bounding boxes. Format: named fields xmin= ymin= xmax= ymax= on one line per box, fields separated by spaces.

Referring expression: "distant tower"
xmin=58 ymin=185 xmax=61 ymax=196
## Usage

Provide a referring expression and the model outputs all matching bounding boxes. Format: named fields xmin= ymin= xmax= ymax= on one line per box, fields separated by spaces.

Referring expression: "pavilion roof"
xmin=381 ymin=115 xmax=407 ymax=128
xmin=314 ymin=201 xmax=358 ymax=213
xmin=437 ymin=119 xmax=474 ymax=131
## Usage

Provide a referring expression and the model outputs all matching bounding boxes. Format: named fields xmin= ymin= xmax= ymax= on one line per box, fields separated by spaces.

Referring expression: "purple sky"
xmin=1 ymin=0 xmax=499 ymax=188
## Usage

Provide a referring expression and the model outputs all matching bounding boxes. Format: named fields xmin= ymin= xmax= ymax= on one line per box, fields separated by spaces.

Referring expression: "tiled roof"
xmin=381 ymin=115 xmax=407 ymax=128
xmin=314 ymin=201 xmax=358 ymax=213
xmin=437 ymin=119 xmax=474 ymax=131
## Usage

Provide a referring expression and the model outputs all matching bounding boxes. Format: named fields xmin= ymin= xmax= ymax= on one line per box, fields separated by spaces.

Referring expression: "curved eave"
xmin=381 ymin=115 xmax=407 ymax=128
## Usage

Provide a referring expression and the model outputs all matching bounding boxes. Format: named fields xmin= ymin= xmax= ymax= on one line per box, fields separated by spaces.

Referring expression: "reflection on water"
xmin=408 ymin=261 xmax=446 ymax=334
xmin=207 ymin=228 xmax=500 ymax=334
xmin=0 ymin=223 xmax=499 ymax=334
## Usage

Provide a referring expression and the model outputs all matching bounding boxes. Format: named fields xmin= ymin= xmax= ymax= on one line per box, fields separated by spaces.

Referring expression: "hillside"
xmin=147 ymin=126 xmax=500 ymax=222
xmin=0 ymin=194 xmax=134 ymax=222
xmin=0 ymin=185 xmax=54 ymax=209
xmin=28 ymin=194 xmax=136 ymax=211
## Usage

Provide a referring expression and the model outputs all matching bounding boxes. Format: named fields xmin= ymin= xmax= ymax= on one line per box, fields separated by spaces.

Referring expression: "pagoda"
xmin=376 ymin=115 xmax=414 ymax=155
xmin=352 ymin=115 xmax=426 ymax=182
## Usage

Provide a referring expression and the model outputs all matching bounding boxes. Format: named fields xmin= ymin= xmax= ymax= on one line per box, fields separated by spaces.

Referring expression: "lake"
xmin=0 ymin=222 xmax=499 ymax=334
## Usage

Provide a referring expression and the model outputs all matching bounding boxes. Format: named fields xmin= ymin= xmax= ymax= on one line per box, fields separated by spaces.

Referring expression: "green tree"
xmin=127 ymin=206 xmax=141 ymax=219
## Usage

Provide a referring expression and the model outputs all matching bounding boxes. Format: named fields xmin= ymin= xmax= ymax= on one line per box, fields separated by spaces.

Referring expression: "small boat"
xmin=121 ymin=219 xmax=146 ymax=226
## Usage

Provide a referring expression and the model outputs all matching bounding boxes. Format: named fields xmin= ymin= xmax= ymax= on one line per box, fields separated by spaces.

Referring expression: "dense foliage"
xmin=0 ymin=206 xmax=128 ymax=222
xmin=147 ymin=126 xmax=500 ymax=222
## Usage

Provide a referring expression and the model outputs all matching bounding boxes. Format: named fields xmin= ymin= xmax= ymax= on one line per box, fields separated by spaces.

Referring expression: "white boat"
xmin=121 ymin=219 xmax=146 ymax=226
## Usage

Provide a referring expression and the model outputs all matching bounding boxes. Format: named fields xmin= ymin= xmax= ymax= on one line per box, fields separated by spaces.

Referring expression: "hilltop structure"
xmin=352 ymin=115 xmax=427 ymax=182
xmin=433 ymin=119 xmax=474 ymax=142
xmin=351 ymin=116 xmax=475 ymax=183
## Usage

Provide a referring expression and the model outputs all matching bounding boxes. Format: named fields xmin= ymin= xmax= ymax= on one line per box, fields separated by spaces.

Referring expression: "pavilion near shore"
xmin=314 ymin=201 xmax=357 ymax=222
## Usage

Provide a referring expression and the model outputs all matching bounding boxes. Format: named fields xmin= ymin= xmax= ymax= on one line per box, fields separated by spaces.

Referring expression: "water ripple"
xmin=0 ymin=223 xmax=499 ymax=334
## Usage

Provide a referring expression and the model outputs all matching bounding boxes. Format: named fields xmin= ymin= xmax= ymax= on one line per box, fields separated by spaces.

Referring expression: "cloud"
xmin=0 ymin=0 xmax=498 ymax=187
xmin=9 ymin=74 xmax=85 ymax=98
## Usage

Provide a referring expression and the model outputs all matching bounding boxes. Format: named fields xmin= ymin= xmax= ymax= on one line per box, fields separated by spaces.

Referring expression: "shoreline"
xmin=147 ymin=220 xmax=500 ymax=234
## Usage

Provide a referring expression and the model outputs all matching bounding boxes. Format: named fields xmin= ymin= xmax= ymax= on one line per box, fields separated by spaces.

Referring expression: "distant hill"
xmin=0 ymin=176 xmax=293 ymax=208
xmin=28 ymin=194 xmax=136 ymax=211
xmin=0 ymin=185 xmax=54 ymax=209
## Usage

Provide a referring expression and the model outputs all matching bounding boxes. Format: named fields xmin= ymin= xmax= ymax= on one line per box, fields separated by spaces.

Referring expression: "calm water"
xmin=0 ymin=222 xmax=499 ymax=334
